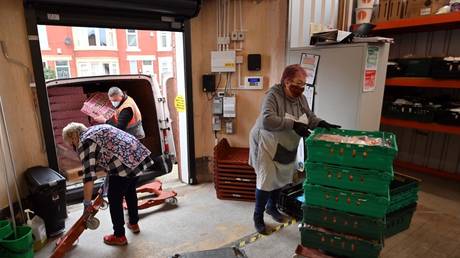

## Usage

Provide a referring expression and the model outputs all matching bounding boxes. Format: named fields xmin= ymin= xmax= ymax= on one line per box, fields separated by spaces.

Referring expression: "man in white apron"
xmin=248 ymin=64 xmax=339 ymax=234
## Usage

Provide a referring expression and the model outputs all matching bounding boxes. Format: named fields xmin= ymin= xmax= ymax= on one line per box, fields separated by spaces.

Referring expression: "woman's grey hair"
xmin=62 ymin=122 xmax=87 ymax=144
xmin=108 ymin=87 xmax=123 ymax=97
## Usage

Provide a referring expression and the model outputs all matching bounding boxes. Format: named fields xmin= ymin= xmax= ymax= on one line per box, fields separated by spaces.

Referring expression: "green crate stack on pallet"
xmin=300 ymin=128 xmax=418 ymax=258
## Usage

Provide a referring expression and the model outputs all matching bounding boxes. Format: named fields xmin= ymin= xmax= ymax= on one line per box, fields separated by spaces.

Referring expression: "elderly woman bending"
xmin=62 ymin=123 xmax=165 ymax=245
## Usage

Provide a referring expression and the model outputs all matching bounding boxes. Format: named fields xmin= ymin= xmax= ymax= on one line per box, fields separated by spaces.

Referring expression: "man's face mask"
xmin=111 ymin=101 xmax=120 ymax=107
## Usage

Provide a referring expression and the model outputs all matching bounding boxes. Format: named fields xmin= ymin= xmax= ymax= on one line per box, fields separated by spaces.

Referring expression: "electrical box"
xmin=231 ymin=31 xmax=238 ymax=41
xmin=212 ymin=116 xmax=221 ymax=131
xmin=211 ymin=51 xmax=236 ymax=72
xmin=225 ymin=120 xmax=234 ymax=134
xmin=240 ymin=76 xmax=264 ymax=90
xmin=202 ymin=74 xmax=216 ymax=92
xmin=223 ymin=96 xmax=236 ymax=118
xmin=237 ymin=31 xmax=245 ymax=41
xmin=248 ymin=54 xmax=261 ymax=71
xmin=213 ymin=97 xmax=223 ymax=115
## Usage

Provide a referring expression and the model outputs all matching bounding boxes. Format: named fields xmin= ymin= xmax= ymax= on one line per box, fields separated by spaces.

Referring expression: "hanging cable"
xmin=0 ymin=41 xmax=45 ymax=152
xmin=0 ymin=41 xmax=34 ymax=83
xmin=233 ymin=0 xmax=237 ymax=33
xmin=217 ymin=0 xmax=220 ymax=50
xmin=227 ymin=0 xmax=230 ymax=50
xmin=239 ymin=0 xmax=243 ymax=50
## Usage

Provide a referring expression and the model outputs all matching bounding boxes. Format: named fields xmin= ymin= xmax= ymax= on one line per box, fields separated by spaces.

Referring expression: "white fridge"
xmin=287 ymin=42 xmax=390 ymax=131
xmin=287 ymin=43 xmax=390 ymax=170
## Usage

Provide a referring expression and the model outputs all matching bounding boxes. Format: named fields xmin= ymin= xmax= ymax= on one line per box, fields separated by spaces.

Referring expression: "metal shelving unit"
xmin=375 ymin=13 xmax=460 ymax=181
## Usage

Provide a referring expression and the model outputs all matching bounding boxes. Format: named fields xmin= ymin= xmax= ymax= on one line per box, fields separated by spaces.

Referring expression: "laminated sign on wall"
xmin=363 ymin=46 xmax=379 ymax=92
xmin=175 ymin=95 xmax=186 ymax=113
xmin=300 ymin=53 xmax=320 ymax=86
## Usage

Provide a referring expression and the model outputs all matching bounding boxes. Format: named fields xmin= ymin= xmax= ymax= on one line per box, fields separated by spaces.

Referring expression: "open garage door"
xmin=24 ymin=0 xmax=201 ymax=29
xmin=24 ymin=0 xmax=200 ymax=191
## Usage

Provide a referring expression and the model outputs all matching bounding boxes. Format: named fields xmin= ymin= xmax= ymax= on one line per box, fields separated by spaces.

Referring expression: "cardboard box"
xmin=388 ymin=0 xmax=408 ymax=21
xmin=406 ymin=0 xmax=449 ymax=18
xmin=372 ymin=0 xmax=390 ymax=23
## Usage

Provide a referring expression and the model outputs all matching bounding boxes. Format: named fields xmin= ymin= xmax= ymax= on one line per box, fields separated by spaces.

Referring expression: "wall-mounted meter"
xmin=212 ymin=97 xmax=223 ymax=115
xmin=223 ymin=96 xmax=236 ymax=118
xmin=241 ymin=76 xmax=264 ymax=90
xmin=212 ymin=116 xmax=221 ymax=131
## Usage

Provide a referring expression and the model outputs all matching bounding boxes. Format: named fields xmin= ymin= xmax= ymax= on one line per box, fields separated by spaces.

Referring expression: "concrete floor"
xmin=35 ymin=169 xmax=460 ymax=258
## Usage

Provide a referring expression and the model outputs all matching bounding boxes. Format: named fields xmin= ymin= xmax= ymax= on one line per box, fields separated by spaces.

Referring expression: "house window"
xmin=129 ymin=60 xmax=138 ymax=74
xmin=37 ymin=25 xmax=49 ymax=50
xmin=77 ymin=60 xmax=119 ymax=77
xmin=157 ymin=32 xmax=172 ymax=51
xmin=141 ymin=60 xmax=154 ymax=75
xmin=74 ymin=27 xmax=116 ymax=49
xmin=126 ymin=29 xmax=138 ymax=49
xmin=55 ymin=60 xmax=70 ymax=79
xmin=158 ymin=57 xmax=173 ymax=84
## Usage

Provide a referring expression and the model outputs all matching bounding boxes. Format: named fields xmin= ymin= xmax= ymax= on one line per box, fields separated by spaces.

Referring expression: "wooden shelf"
xmin=386 ymin=77 xmax=460 ymax=89
xmin=381 ymin=117 xmax=460 ymax=135
xmin=373 ymin=12 xmax=460 ymax=32
xmin=395 ymin=160 xmax=460 ymax=182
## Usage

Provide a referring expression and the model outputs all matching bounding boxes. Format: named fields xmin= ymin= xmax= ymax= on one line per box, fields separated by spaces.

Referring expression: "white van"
xmin=46 ymin=74 xmax=176 ymax=200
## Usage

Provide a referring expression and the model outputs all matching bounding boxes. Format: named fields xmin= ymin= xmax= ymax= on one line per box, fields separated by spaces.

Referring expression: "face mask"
xmin=289 ymin=86 xmax=304 ymax=98
xmin=111 ymin=101 xmax=120 ymax=107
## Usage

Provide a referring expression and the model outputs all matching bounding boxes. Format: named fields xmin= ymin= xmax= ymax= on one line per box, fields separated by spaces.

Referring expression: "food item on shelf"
xmin=450 ymin=107 xmax=460 ymax=113
xmin=315 ymin=134 xmax=391 ymax=147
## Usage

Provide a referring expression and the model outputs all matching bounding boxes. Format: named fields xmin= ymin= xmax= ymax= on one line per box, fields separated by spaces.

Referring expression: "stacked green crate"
xmin=300 ymin=128 xmax=398 ymax=258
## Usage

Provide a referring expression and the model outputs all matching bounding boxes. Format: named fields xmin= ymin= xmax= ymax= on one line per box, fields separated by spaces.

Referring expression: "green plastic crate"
xmin=303 ymin=183 xmax=389 ymax=218
xmin=300 ymin=225 xmax=382 ymax=258
xmin=302 ymin=205 xmax=385 ymax=241
xmin=305 ymin=162 xmax=393 ymax=197
xmin=306 ymin=128 xmax=398 ymax=172
xmin=388 ymin=173 xmax=420 ymax=213
xmin=385 ymin=203 xmax=417 ymax=238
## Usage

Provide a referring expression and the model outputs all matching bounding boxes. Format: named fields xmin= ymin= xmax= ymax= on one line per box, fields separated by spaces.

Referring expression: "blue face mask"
xmin=111 ymin=101 xmax=120 ymax=107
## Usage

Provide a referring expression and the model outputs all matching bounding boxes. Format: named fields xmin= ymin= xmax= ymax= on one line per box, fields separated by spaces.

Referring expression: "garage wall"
xmin=0 ymin=0 xmax=48 ymax=208
xmin=0 ymin=0 xmax=288 ymax=203
xmin=190 ymin=0 xmax=288 ymax=158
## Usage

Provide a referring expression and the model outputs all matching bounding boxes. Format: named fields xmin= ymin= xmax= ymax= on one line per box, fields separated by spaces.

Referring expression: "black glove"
xmin=317 ymin=120 xmax=341 ymax=130
xmin=293 ymin=121 xmax=311 ymax=137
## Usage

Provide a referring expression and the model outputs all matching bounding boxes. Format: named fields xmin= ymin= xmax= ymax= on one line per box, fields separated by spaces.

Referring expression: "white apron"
xmin=254 ymin=113 xmax=308 ymax=191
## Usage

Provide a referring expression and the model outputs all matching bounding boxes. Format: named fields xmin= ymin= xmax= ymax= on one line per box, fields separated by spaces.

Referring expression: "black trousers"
xmin=107 ymin=175 xmax=139 ymax=237
xmin=254 ymin=188 xmax=281 ymax=219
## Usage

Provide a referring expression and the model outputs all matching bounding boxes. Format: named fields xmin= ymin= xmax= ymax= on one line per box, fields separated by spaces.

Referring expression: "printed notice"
xmin=174 ymin=95 xmax=186 ymax=112
xmin=366 ymin=46 xmax=379 ymax=70
xmin=363 ymin=70 xmax=377 ymax=92
xmin=363 ymin=46 xmax=379 ymax=92
xmin=300 ymin=53 xmax=320 ymax=86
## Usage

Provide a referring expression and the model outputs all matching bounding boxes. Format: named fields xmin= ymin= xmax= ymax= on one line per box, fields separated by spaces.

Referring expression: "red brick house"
xmin=38 ymin=25 xmax=176 ymax=87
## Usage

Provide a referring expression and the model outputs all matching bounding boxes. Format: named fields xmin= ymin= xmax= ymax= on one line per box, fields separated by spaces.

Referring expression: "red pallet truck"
xmin=51 ymin=179 xmax=177 ymax=258
xmin=124 ymin=180 xmax=177 ymax=209
xmin=51 ymin=188 xmax=108 ymax=258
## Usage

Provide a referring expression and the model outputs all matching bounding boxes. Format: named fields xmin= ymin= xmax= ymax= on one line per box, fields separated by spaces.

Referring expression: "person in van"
xmin=94 ymin=87 xmax=145 ymax=139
